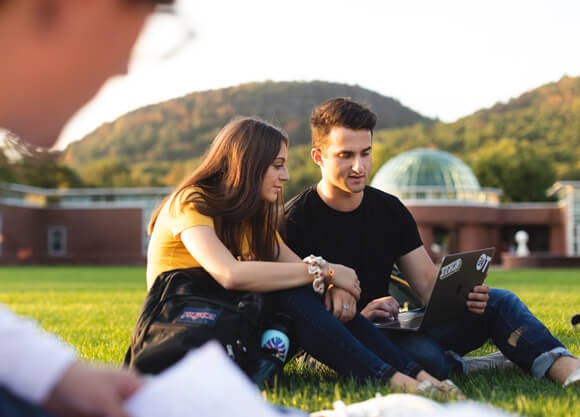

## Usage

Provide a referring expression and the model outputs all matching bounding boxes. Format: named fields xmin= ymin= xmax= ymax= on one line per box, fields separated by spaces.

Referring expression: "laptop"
xmin=375 ymin=247 xmax=495 ymax=332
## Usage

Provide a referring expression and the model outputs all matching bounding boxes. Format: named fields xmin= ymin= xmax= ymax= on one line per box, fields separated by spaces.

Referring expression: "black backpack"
xmin=124 ymin=268 xmax=266 ymax=377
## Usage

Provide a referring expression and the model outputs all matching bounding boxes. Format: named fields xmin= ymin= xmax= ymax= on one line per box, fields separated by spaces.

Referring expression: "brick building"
xmin=2 ymin=148 xmax=580 ymax=265
xmin=371 ymin=148 xmax=577 ymax=266
xmin=0 ymin=183 xmax=169 ymax=265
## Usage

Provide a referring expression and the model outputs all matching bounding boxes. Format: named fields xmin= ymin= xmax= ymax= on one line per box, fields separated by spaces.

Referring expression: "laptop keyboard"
xmin=398 ymin=311 xmax=424 ymax=328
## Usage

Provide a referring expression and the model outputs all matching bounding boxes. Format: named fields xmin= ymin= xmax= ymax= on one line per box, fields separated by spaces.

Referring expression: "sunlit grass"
xmin=0 ymin=266 xmax=578 ymax=416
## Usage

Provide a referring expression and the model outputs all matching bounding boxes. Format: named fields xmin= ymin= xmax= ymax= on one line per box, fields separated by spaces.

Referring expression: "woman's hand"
xmin=325 ymin=286 xmax=357 ymax=323
xmin=326 ymin=263 xmax=361 ymax=300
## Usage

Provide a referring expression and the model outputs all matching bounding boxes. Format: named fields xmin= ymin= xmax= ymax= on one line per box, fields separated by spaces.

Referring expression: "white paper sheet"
xmin=124 ymin=341 xmax=305 ymax=417
xmin=311 ymin=393 xmax=521 ymax=417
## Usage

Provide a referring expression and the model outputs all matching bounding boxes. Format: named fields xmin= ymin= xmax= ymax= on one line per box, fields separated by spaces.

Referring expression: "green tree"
xmin=285 ymin=145 xmax=319 ymax=198
xmin=370 ymin=142 xmax=397 ymax=178
xmin=81 ymin=160 xmax=132 ymax=187
xmin=7 ymin=158 xmax=83 ymax=188
xmin=0 ymin=151 xmax=16 ymax=183
xmin=469 ymin=138 xmax=556 ymax=202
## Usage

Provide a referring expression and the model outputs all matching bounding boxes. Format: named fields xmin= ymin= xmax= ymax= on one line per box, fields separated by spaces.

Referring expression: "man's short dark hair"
xmin=310 ymin=97 xmax=377 ymax=150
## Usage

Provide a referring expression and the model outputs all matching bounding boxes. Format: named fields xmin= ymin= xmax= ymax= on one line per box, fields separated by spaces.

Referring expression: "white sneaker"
xmin=563 ymin=367 xmax=580 ymax=387
xmin=464 ymin=351 xmax=516 ymax=373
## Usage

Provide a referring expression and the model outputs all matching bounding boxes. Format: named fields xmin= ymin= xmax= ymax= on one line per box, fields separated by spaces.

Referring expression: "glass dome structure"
xmin=371 ymin=148 xmax=500 ymax=204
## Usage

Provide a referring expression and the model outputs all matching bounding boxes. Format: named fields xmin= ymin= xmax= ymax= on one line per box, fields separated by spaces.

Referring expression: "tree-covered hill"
xmin=63 ymin=80 xmax=429 ymax=177
xmin=370 ymin=75 xmax=580 ymax=201
xmin=5 ymin=76 xmax=579 ymax=202
xmin=374 ymin=75 xmax=579 ymax=157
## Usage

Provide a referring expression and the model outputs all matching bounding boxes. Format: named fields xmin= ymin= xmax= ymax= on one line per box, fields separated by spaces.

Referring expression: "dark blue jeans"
xmin=387 ymin=331 xmax=454 ymax=380
xmin=0 ymin=387 xmax=55 ymax=417
xmin=271 ymin=285 xmax=422 ymax=380
xmin=391 ymin=288 xmax=573 ymax=379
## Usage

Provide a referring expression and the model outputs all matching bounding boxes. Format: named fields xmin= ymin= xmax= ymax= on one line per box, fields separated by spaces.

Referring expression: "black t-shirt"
xmin=283 ymin=186 xmax=422 ymax=309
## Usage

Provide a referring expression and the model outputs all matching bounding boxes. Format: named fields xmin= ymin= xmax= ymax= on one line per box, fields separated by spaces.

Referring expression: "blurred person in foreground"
xmin=0 ymin=1 xmax=171 ymax=416
xmin=0 ymin=3 xmax=308 ymax=416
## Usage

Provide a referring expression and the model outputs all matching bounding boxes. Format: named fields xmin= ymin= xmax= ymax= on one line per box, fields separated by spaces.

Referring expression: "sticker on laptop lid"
xmin=439 ymin=258 xmax=462 ymax=280
xmin=476 ymin=253 xmax=493 ymax=273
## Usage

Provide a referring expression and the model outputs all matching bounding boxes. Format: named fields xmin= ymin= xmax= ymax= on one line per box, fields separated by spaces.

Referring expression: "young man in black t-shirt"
xmin=284 ymin=97 xmax=580 ymax=386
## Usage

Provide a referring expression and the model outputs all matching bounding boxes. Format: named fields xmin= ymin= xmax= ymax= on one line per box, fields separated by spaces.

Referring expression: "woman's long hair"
xmin=149 ymin=116 xmax=288 ymax=261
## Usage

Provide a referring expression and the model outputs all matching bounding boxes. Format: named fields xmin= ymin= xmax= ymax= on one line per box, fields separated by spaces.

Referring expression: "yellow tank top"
xmin=146 ymin=187 xmax=277 ymax=289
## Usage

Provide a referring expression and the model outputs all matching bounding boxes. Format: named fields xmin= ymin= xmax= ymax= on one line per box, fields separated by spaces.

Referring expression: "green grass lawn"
xmin=0 ymin=266 xmax=579 ymax=416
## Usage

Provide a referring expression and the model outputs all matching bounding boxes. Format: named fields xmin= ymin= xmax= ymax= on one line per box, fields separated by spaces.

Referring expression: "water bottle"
xmin=251 ymin=314 xmax=291 ymax=387
xmin=261 ymin=324 xmax=290 ymax=362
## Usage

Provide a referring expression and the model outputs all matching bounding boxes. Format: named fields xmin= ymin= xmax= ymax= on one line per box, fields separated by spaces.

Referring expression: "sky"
xmin=56 ymin=0 xmax=580 ymax=149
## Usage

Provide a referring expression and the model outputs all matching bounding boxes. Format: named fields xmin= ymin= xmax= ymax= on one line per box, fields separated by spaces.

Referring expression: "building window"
xmin=48 ymin=226 xmax=67 ymax=257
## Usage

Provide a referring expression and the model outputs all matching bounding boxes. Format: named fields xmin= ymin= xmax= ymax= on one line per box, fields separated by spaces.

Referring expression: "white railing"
xmin=379 ymin=185 xmax=502 ymax=206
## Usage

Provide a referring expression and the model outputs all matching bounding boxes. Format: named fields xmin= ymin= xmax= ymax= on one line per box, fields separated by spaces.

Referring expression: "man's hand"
xmin=466 ymin=284 xmax=490 ymax=314
xmin=43 ymin=362 xmax=143 ymax=417
xmin=324 ymin=286 xmax=357 ymax=323
xmin=360 ymin=296 xmax=400 ymax=321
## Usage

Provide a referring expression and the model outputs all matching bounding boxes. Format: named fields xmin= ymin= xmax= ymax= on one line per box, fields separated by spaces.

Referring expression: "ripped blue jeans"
xmin=392 ymin=288 xmax=574 ymax=378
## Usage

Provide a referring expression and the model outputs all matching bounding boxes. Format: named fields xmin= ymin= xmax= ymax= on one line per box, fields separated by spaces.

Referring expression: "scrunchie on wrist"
xmin=302 ymin=254 xmax=331 ymax=295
